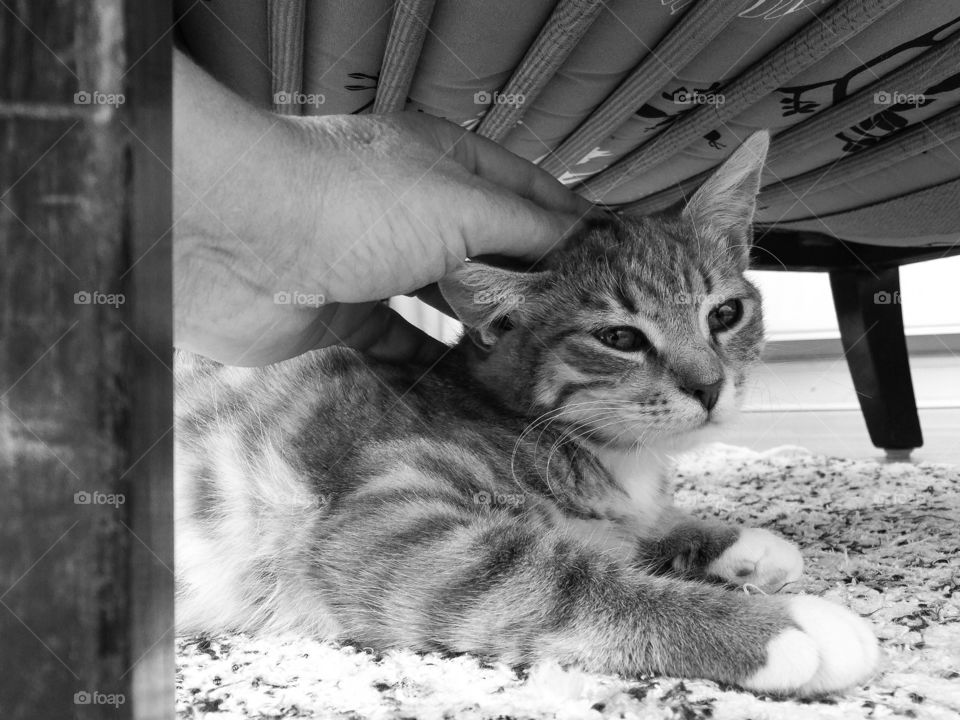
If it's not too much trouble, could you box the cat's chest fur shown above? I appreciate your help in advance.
[542,443,672,561]
[572,446,671,534]
[592,445,672,530]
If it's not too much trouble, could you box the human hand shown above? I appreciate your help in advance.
[174,52,595,366]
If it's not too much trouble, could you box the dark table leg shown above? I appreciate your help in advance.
[829,266,923,456]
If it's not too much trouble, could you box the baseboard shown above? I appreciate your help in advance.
[763,333,960,362]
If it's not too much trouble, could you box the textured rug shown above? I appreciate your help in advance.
[176,444,960,719]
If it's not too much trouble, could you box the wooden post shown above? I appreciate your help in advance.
[122,0,174,717]
[0,1,172,717]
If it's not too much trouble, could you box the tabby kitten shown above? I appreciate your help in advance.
[175,132,878,696]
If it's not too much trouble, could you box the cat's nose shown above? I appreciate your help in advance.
[681,378,723,411]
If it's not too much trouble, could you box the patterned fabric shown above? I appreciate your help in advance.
[175,0,960,244]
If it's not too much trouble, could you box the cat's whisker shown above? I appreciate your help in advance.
[540,410,628,492]
[530,405,634,497]
[586,415,641,447]
[521,400,635,436]
[536,413,623,498]
[510,401,634,489]
[514,400,630,451]
[550,412,635,461]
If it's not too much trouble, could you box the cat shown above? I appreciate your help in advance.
[175,131,878,696]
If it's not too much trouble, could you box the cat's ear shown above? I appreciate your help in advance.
[683,130,769,265]
[438,262,548,346]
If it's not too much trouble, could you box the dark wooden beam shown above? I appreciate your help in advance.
[0,1,173,717]
[122,0,174,717]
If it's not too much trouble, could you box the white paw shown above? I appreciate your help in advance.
[744,595,879,696]
[707,528,803,592]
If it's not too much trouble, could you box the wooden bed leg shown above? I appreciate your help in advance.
[829,266,923,455]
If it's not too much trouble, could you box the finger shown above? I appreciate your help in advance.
[455,181,589,264]
[446,126,596,217]
[336,302,448,366]
[403,113,607,265]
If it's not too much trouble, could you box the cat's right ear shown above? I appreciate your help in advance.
[438,263,548,346]
[683,130,769,266]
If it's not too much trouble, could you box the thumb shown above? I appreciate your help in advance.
[458,187,589,265]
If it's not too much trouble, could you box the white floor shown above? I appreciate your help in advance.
[717,354,960,463]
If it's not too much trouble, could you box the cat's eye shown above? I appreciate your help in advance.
[708,299,744,333]
[596,326,652,353]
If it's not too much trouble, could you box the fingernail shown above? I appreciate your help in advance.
[587,203,617,219]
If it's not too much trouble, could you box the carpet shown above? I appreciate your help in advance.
[176,444,960,719]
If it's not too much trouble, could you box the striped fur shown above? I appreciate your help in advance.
[175,133,877,695]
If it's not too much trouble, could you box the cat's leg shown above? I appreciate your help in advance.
[639,508,804,593]
[312,490,875,695]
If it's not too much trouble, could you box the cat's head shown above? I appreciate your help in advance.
[440,132,769,448]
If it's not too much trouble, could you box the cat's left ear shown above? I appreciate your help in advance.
[438,262,548,346]
[683,130,769,267]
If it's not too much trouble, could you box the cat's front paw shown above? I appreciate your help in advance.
[706,528,803,593]
[743,595,879,696]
